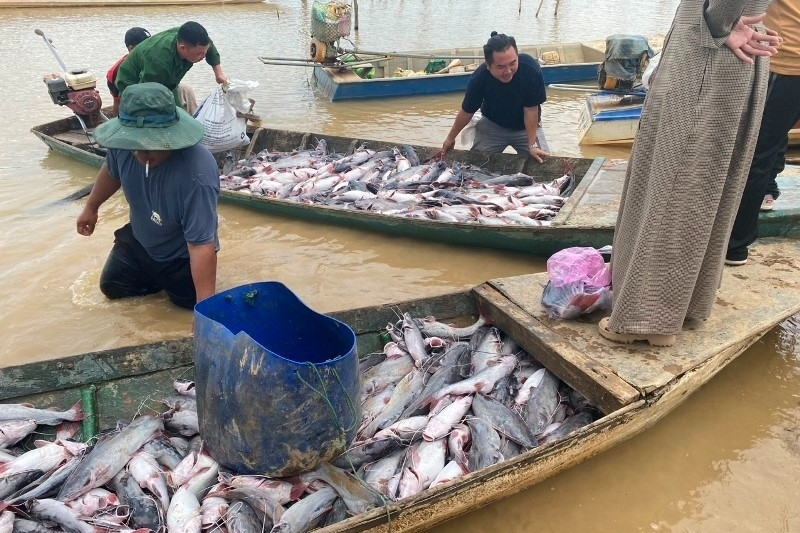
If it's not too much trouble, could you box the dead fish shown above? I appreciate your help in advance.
[414,315,487,340]
[166,485,202,533]
[57,415,163,502]
[109,470,162,531]
[9,518,60,533]
[301,462,383,515]
[360,369,426,439]
[447,423,471,469]
[466,417,503,472]
[538,411,594,445]
[164,408,200,437]
[428,460,468,489]
[271,486,337,533]
[225,499,266,533]
[174,380,197,397]
[363,449,405,498]
[397,439,447,500]
[402,313,429,368]
[0,402,84,426]
[142,436,184,470]
[522,369,561,436]
[0,419,38,448]
[0,510,13,532]
[127,451,170,511]
[200,496,229,529]
[435,356,517,399]
[423,395,474,441]
[471,394,537,449]
[471,327,503,374]
[321,497,350,528]
[4,457,79,505]
[28,499,94,533]
[401,343,468,418]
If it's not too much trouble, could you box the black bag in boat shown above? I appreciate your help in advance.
[597,34,655,92]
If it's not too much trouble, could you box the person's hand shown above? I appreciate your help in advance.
[76,206,98,236]
[442,137,456,156]
[529,145,548,164]
[725,14,782,64]
[215,71,228,86]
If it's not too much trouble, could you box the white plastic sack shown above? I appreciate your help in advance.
[460,110,482,148]
[224,79,260,114]
[642,53,661,90]
[194,85,251,153]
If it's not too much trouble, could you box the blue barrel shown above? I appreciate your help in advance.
[193,282,360,476]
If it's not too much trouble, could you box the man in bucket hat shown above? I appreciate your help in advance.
[77,82,219,309]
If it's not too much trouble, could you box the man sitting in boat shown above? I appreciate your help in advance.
[106,27,150,117]
[76,82,219,309]
[114,21,227,111]
[440,32,548,163]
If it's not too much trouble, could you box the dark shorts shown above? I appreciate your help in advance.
[99,223,196,309]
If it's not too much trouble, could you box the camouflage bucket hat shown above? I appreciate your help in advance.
[93,82,204,151]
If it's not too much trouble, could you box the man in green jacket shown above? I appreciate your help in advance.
[115,21,227,109]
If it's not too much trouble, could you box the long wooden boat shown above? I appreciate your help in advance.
[312,41,606,101]
[3,237,800,531]
[1,0,261,6]
[579,92,800,147]
[32,115,800,256]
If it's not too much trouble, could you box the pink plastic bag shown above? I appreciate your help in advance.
[546,247,610,288]
[541,247,612,319]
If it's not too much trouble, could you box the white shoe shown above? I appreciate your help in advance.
[760,194,775,212]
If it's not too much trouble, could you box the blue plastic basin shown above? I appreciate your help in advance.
[193,282,360,476]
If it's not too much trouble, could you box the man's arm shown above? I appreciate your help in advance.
[77,163,121,236]
[523,106,547,163]
[442,109,475,155]
[211,64,228,86]
[187,242,217,303]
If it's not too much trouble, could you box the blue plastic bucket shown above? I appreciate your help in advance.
[193,282,360,476]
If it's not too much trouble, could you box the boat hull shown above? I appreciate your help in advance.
[4,238,800,531]
[312,41,606,101]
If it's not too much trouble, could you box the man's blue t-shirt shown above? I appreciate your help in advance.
[105,144,220,262]
[461,53,547,131]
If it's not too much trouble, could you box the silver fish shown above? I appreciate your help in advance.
[414,315,487,340]
[271,486,338,533]
[472,394,537,449]
[466,417,503,472]
[57,415,163,502]
[0,402,83,426]
[0,419,38,448]
[225,499,266,533]
[301,462,383,515]
[28,499,94,533]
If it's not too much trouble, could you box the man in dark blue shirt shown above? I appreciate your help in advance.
[76,82,219,309]
[441,32,548,162]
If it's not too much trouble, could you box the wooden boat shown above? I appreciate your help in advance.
[579,92,800,147]
[312,41,606,101]
[3,237,800,531]
[31,115,800,256]
[1,0,261,6]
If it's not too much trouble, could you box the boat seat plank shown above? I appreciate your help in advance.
[485,238,800,400]
[558,160,626,229]
[52,130,96,146]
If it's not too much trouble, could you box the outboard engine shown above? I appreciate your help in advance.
[43,70,103,126]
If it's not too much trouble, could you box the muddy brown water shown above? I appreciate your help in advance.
[1,1,798,530]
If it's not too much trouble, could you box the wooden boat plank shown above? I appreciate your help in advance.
[486,238,800,395]
[473,282,640,415]
[555,160,625,229]
[0,338,194,401]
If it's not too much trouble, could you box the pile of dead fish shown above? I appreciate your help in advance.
[219,141,573,226]
[0,314,597,533]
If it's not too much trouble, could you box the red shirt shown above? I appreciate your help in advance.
[106,54,128,98]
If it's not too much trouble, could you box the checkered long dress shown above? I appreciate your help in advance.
[608,0,772,335]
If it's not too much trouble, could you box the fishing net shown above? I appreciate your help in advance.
[311,0,352,42]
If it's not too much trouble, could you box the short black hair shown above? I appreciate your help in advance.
[124,27,150,48]
[177,21,211,47]
[483,32,518,64]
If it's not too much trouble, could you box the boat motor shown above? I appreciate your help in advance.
[35,29,104,131]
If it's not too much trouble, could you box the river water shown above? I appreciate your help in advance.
[1,0,798,530]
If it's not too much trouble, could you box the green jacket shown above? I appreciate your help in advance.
[115,27,221,105]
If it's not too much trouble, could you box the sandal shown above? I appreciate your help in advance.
[597,317,676,347]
